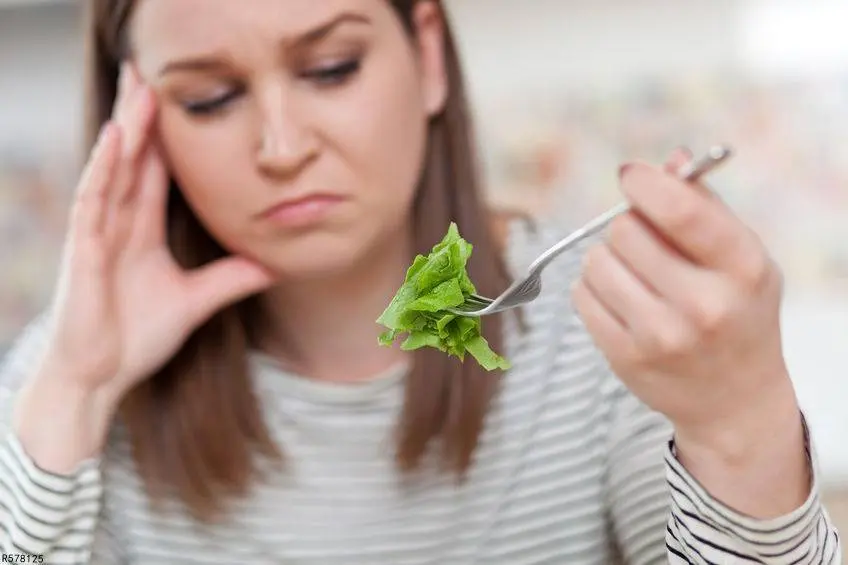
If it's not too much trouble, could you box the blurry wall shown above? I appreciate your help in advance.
[0,2,83,161]
[450,0,739,111]
[1,0,847,487]
[446,0,848,487]
[0,2,81,346]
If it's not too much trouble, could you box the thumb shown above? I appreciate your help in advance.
[185,256,276,324]
[666,146,718,200]
[664,146,693,175]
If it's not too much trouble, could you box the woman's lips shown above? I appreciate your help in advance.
[260,194,346,228]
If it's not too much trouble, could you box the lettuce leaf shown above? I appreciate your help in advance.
[376,222,511,371]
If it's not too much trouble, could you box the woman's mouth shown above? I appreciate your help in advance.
[259,194,347,228]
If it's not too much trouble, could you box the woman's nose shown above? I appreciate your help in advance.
[256,125,319,178]
[254,90,319,178]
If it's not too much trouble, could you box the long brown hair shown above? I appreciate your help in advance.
[84,0,511,521]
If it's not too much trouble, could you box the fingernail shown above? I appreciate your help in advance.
[675,146,693,160]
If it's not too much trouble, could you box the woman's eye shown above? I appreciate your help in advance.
[303,59,361,86]
[182,89,242,116]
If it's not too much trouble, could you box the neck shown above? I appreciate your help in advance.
[259,233,414,383]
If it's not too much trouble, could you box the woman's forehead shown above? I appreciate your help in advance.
[131,0,385,43]
[130,0,387,74]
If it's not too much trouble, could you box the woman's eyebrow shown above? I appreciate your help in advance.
[157,12,372,77]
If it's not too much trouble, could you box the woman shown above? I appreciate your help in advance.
[0,0,840,563]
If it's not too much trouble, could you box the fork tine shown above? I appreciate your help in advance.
[450,303,483,314]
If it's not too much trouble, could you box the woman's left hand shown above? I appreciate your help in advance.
[572,148,799,456]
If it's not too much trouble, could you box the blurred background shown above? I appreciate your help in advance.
[1,0,847,520]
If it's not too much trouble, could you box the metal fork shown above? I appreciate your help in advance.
[447,145,733,317]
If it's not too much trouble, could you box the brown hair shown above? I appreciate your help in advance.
[84,0,511,521]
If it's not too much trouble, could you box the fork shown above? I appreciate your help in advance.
[447,145,733,317]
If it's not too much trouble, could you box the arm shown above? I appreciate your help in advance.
[666,415,841,564]
[572,152,842,564]
[0,317,125,564]
[601,364,841,564]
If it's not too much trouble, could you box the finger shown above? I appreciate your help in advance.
[582,244,645,328]
[582,243,689,349]
[102,92,156,242]
[130,142,169,248]
[100,62,141,232]
[583,242,700,360]
[117,64,154,168]
[606,212,749,331]
[618,161,761,276]
[607,212,711,308]
[105,63,155,216]
[71,122,122,238]
[185,257,276,325]
[112,86,157,205]
[111,61,137,120]
[122,88,157,200]
[664,146,720,203]
[571,278,637,365]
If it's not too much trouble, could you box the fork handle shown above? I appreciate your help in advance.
[526,145,732,276]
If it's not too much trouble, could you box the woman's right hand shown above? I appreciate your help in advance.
[13,64,275,461]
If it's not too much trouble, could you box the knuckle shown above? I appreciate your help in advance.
[666,201,702,234]
[608,214,635,250]
[582,244,607,276]
[76,182,107,212]
[76,246,109,276]
[76,183,98,204]
[691,295,731,333]
[648,324,694,357]
[70,196,88,217]
[617,343,644,369]
[737,248,774,291]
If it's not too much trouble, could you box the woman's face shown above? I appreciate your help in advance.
[130,0,447,278]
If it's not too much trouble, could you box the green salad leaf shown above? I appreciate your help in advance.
[376,222,511,371]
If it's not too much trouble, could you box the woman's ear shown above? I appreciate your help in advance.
[411,1,449,117]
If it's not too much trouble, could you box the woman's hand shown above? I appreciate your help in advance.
[572,148,808,517]
[13,62,274,473]
[34,62,275,405]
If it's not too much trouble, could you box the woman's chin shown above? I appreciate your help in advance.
[239,222,410,283]
[257,240,366,282]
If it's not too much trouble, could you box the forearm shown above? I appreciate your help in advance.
[12,362,116,474]
[0,317,117,561]
[673,375,809,519]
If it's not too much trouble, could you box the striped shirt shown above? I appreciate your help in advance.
[0,222,841,564]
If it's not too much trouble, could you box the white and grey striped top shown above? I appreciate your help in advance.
[0,222,841,564]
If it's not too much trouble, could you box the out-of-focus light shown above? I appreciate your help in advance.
[740,0,848,77]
